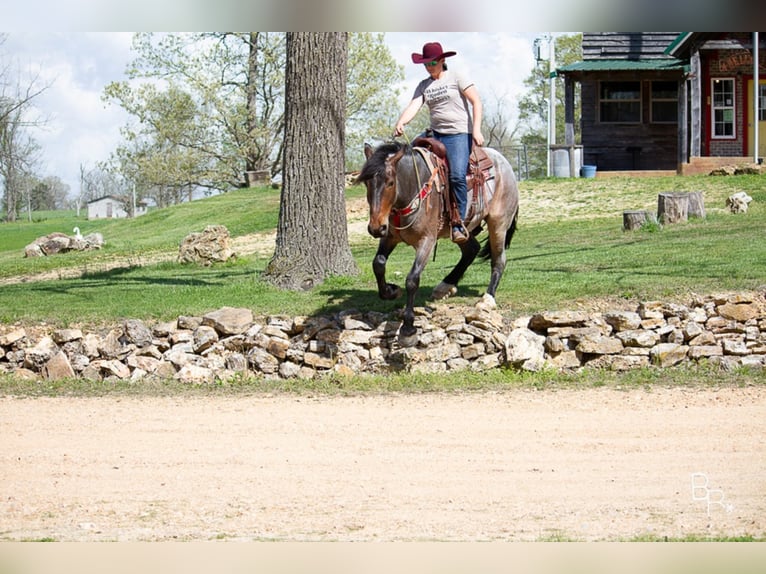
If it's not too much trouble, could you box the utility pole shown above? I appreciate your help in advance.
[535,34,556,177]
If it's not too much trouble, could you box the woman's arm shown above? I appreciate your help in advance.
[394,97,424,137]
[463,85,484,147]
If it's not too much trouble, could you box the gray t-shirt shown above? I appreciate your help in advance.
[413,69,474,135]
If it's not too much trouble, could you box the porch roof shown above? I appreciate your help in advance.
[556,58,689,75]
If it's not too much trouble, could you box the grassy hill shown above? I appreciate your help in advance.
[1,174,764,327]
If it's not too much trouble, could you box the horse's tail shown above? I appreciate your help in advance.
[478,209,518,261]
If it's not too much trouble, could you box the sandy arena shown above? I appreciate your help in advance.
[1,386,764,541]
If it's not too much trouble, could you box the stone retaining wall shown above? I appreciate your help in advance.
[1,292,764,384]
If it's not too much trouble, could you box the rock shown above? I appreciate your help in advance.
[193,326,219,353]
[100,359,131,379]
[202,307,254,335]
[616,329,660,348]
[52,329,83,344]
[124,319,153,347]
[726,191,753,213]
[717,302,759,323]
[529,311,588,331]
[174,364,215,383]
[178,225,235,266]
[604,311,642,332]
[42,351,76,380]
[24,336,58,370]
[575,333,624,355]
[650,343,688,367]
[24,231,104,258]
[688,345,723,360]
[722,338,749,356]
[0,328,26,346]
[505,328,546,370]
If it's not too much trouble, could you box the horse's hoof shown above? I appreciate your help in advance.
[382,284,402,300]
[476,293,497,310]
[398,331,419,348]
[432,281,457,300]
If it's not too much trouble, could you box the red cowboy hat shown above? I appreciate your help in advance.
[411,42,457,64]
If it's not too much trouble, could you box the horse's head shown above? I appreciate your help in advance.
[357,142,405,238]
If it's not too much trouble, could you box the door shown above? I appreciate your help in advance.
[747,79,766,159]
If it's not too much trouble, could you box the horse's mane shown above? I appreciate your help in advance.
[357,142,411,183]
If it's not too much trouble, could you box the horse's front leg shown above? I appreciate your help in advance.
[399,237,437,347]
[432,233,481,300]
[373,236,402,300]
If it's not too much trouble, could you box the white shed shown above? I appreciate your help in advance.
[87,195,147,220]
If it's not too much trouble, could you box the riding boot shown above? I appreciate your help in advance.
[451,205,469,244]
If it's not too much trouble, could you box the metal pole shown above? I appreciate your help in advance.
[549,34,556,177]
[755,32,760,165]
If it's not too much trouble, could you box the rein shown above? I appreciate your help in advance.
[390,148,441,230]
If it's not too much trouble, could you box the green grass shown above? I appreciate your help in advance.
[4,358,764,398]
[0,176,764,327]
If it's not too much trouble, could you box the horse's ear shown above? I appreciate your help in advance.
[364,143,373,159]
[390,147,405,164]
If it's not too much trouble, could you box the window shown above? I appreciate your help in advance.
[759,84,766,122]
[599,81,641,123]
[711,78,735,138]
[651,81,678,123]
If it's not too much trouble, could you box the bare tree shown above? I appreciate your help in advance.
[264,33,357,290]
[0,36,48,221]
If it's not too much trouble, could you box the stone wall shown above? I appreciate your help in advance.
[1,292,764,384]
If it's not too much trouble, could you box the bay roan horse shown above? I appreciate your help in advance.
[357,141,519,347]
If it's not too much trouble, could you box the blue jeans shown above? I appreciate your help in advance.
[434,131,472,222]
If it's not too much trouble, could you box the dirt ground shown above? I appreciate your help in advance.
[1,386,764,541]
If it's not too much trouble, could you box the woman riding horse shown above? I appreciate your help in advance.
[357,141,519,347]
[393,41,483,245]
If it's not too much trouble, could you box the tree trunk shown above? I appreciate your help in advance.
[687,190,706,219]
[657,192,688,225]
[245,32,260,176]
[622,210,657,231]
[264,33,358,290]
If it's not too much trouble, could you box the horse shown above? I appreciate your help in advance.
[356,140,519,347]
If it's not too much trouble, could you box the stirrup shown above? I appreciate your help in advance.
[451,223,469,244]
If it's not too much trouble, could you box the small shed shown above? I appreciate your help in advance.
[87,195,147,220]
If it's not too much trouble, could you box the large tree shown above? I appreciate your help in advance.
[263,33,357,290]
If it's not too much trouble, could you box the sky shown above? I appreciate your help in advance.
[1,32,543,198]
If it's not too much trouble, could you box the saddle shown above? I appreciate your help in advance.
[412,136,494,227]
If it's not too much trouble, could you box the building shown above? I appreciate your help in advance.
[556,32,764,175]
[87,195,148,220]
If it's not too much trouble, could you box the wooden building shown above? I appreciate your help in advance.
[557,32,764,175]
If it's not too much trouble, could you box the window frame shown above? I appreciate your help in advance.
[711,77,736,140]
[598,80,642,124]
[650,80,678,124]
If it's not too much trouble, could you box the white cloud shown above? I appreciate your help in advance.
[2,32,133,195]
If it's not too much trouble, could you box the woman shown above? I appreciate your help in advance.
[394,41,484,244]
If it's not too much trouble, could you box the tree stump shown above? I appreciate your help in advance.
[657,192,688,224]
[687,191,706,219]
[623,210,657,231]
